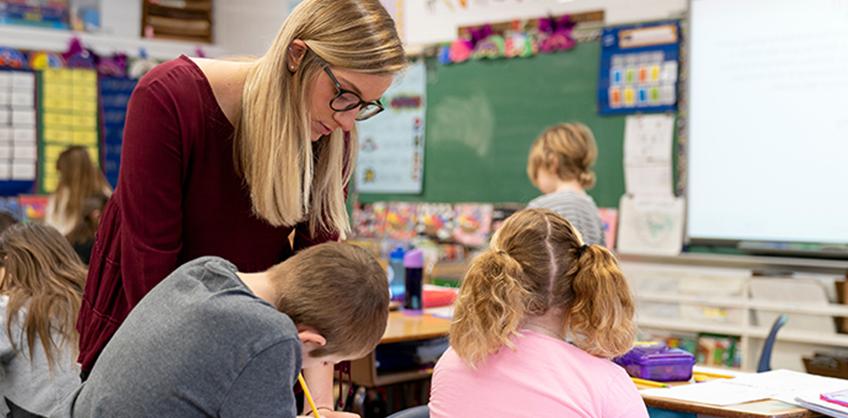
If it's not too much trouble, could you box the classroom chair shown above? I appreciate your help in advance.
[385,405,429,418]
[757,314,789,373]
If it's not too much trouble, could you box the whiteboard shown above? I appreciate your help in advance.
[687,0,848,244]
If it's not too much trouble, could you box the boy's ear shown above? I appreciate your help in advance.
[297,326,327,348]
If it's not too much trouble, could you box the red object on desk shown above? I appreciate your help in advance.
[423,289,456,308]
[821,388,848,408]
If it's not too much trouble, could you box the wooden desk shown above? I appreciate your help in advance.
[351,311,451,387]
[638,368,818,418]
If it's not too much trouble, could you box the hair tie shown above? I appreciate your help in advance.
[575,244,590,258]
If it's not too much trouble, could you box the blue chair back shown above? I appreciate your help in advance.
[757,314,788,372]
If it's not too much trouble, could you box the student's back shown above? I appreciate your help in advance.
[432,331,641,417]
[1,296,80,417]
[66,257,301,417]
[429,209,647,418]
[0,224,85,417]
[63,242,390,417]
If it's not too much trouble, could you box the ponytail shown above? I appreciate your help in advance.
[450,250,529,368]
[565,244,635,358]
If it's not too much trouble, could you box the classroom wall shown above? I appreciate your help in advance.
[213,0,690,56]
[404,0,687,46]
[214,0,290,56]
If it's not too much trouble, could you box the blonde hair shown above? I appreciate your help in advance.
[0,223,87,370]
[49,146,112,228]
[270,242,389,358]
[450,208,635,368]
[236,0,406,237]
[527,122,598,189]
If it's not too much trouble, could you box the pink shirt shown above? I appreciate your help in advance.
[430,330,649,418]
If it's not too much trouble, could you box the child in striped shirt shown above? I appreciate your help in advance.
[526,122,606,246]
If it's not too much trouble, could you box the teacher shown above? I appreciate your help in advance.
[77,0,405,414]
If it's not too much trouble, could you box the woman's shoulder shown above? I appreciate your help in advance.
[136,55,203,90]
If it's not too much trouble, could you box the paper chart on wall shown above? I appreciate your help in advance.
[355,60,426,194]
[623,114,675,198]
[616,195,684,256]
[39,68,99,193]
[0,70,37,188]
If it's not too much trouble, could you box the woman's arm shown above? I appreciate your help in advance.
[116,80,186,305]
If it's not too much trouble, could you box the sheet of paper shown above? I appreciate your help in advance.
[616,195,685,255]
[641,380,774,407]
[11,162,35,180]
[624,114,675,197]
[425,306,454,319]
[732,369,848,406]
[795,396,848,418]
[0,162,10,180]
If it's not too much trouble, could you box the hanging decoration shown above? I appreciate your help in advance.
[438,11,603,65]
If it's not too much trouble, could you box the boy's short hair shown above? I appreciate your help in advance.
[269,242,389,358]
[526,122,598,189]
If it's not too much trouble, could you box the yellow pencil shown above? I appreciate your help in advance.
[298,373,322,418]
[631,377,669,388]
[693,370,734,379]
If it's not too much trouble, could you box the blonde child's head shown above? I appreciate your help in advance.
[450,208,635,368]
[527,123,598,192]
[268,242,389,360]
[0,223,87,369]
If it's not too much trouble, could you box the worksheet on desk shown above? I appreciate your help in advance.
[731,369,848,406]
[641,380,774,407]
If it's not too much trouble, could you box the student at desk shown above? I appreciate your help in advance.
[429,209,648,418]
[61,243,389,417]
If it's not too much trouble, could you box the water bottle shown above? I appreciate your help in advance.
[404,249,424,311]
[388,247,406,301]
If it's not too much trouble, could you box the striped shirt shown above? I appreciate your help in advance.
[528,190,606,246]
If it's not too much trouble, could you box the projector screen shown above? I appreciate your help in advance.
[687,0,848,244]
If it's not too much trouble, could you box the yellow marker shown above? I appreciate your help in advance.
[631,377,669,388]
[298,373,322,418]
[693,370,734,379]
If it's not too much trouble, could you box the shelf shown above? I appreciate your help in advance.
[619,252,848,275]
[638,317,746,336]
[0,24,227,60]
[637,292,848,316]
[638,317,848,347]
[637,292,748,309]
[747,300,848,317]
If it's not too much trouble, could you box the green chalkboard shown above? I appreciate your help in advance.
[357,41,627,208]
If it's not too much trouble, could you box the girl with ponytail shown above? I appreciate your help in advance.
[430,208,648,418]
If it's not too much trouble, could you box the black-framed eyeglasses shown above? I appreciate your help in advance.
[315,57,384,121]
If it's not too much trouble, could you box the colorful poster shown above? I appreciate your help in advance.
[598,207,618,250]
[0,0,70,29]
[453,203,493,247]
[39,68,99,193]
[0,69,37,195]
[355,60,426,194]
[598,21,680,115]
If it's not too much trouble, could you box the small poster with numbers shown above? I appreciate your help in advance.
[355,60,426,194]
[598,21,680,115]
[39,68,99,193]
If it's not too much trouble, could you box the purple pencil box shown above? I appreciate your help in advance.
[614,343,696,382]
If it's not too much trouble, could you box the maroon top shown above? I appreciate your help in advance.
[77,56,339,372]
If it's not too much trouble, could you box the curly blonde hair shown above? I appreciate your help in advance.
[527,122,598,189]
[450,208,635,368]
